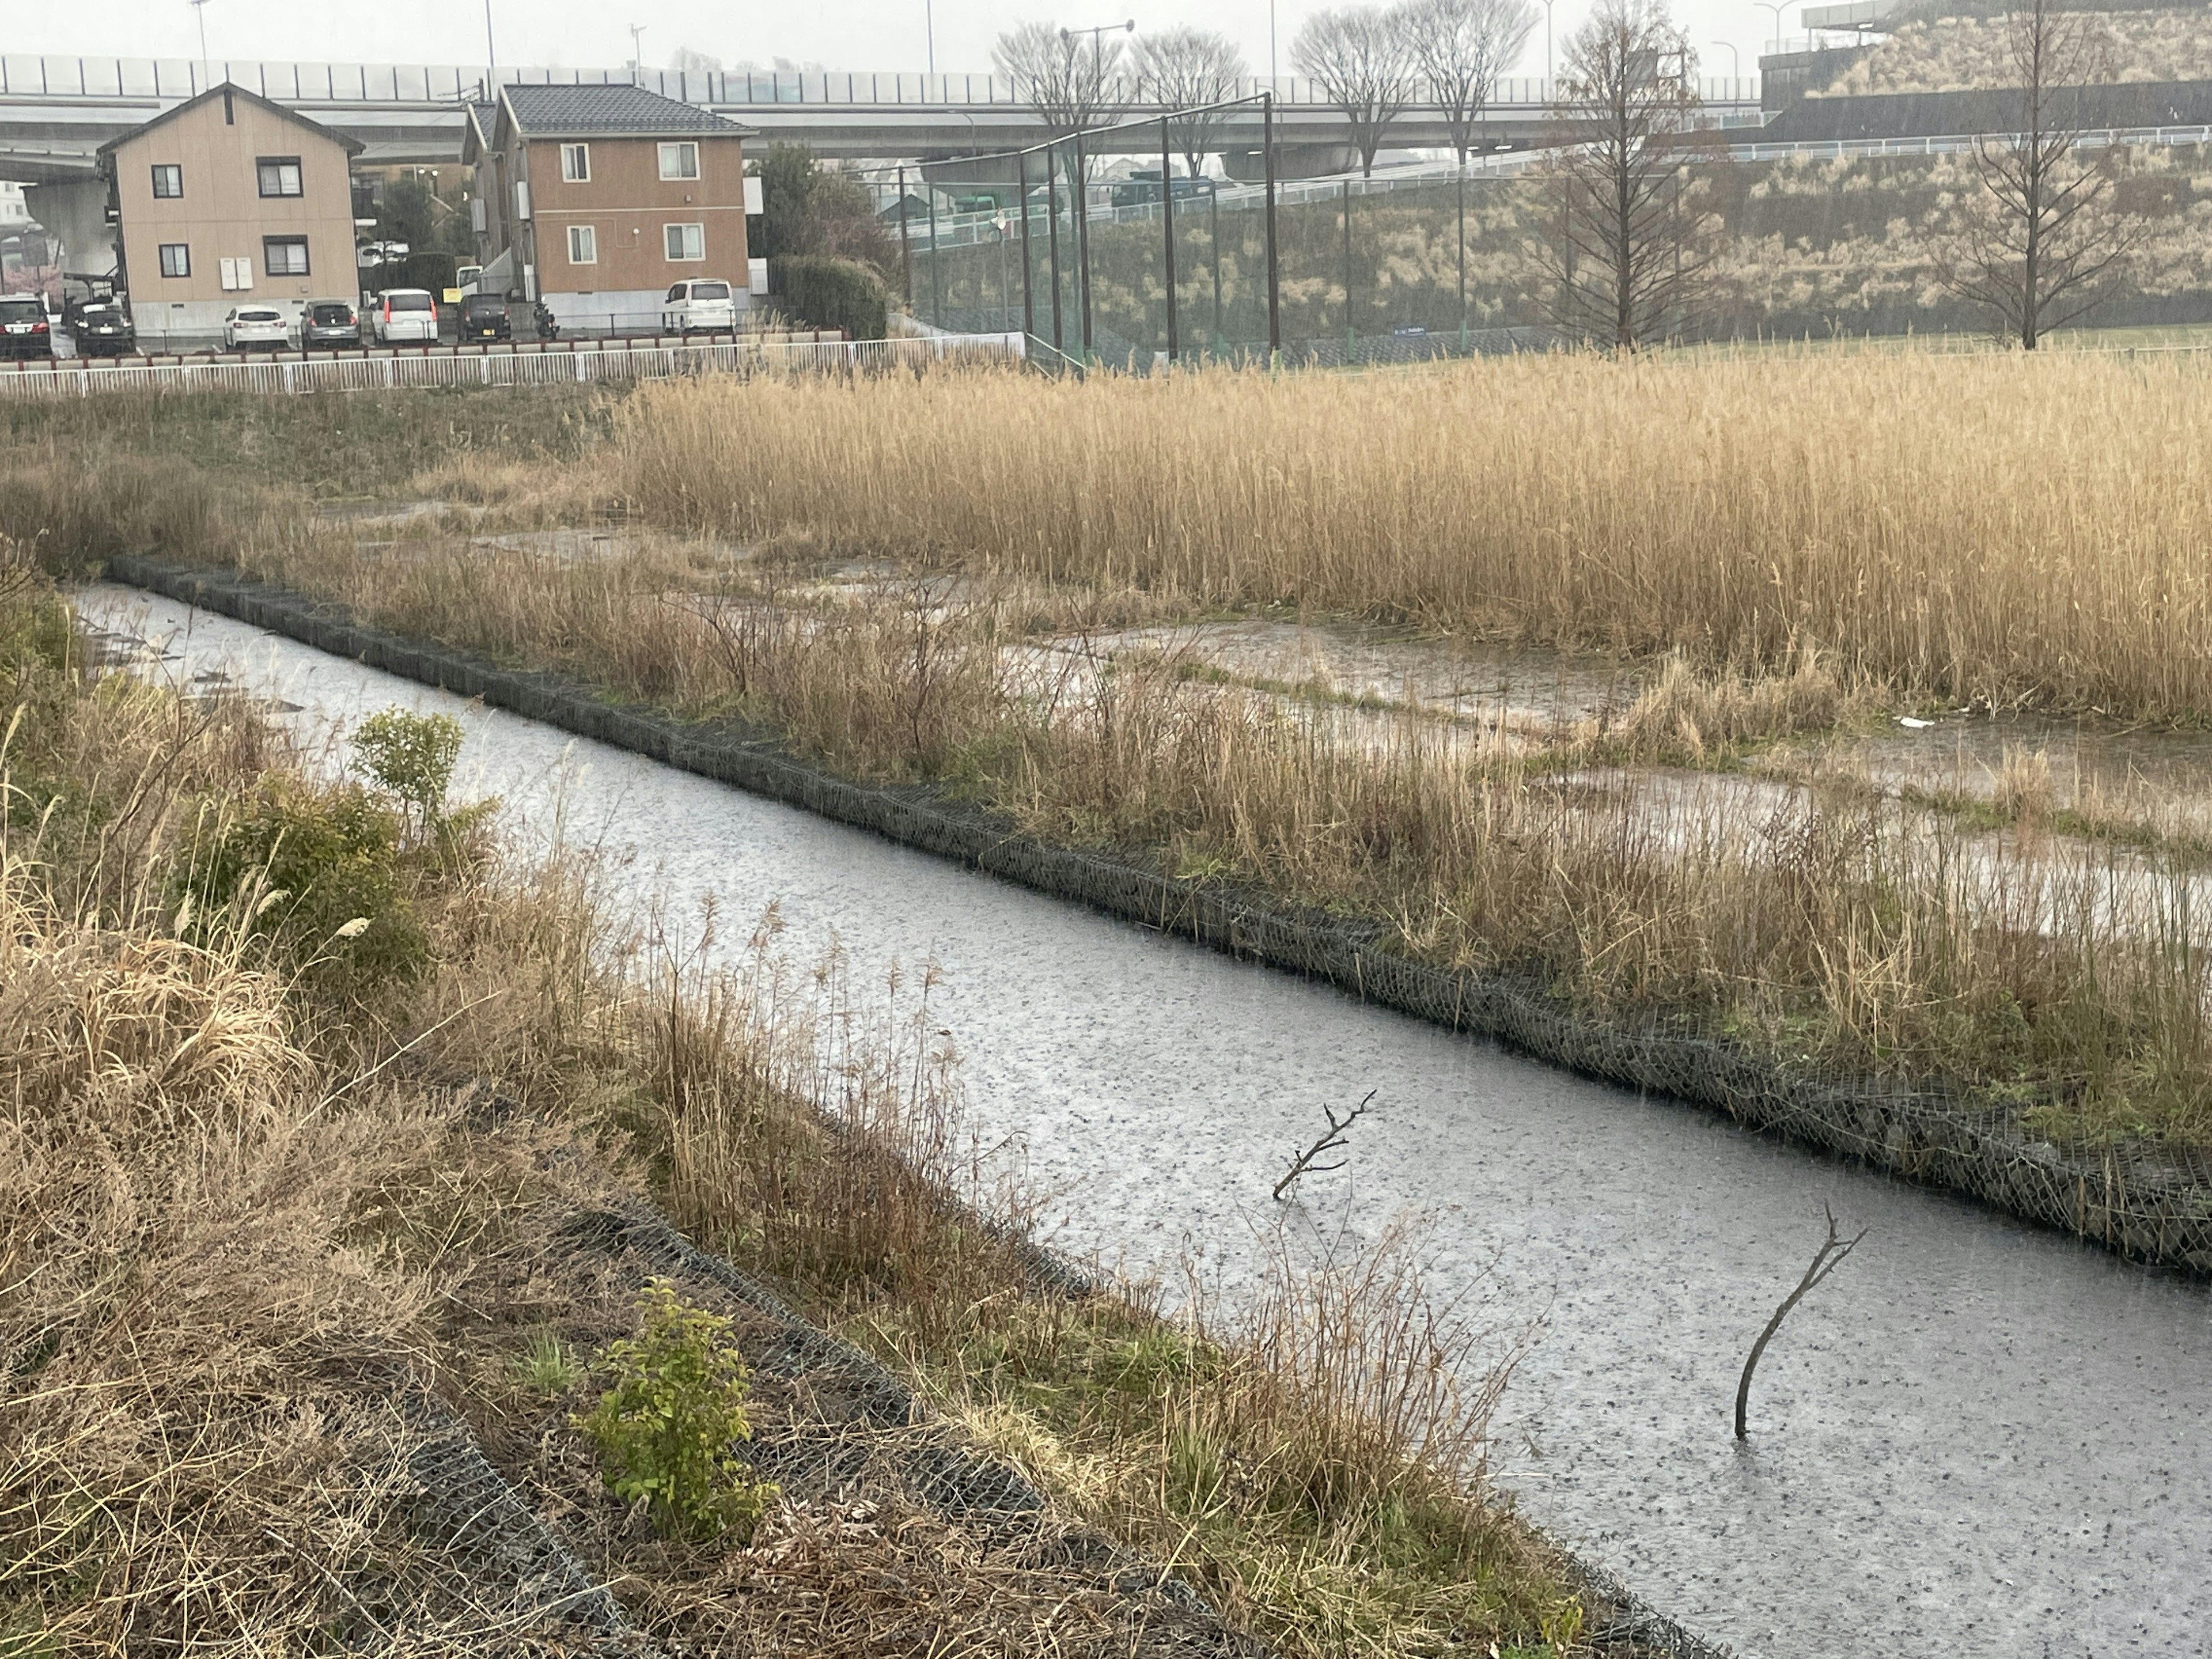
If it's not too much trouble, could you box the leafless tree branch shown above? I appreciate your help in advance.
[1734,1203,1868,1440]
[1274,1090,1379,1200]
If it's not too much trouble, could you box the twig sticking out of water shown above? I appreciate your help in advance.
[1734,1203,1868,1440]
[1273,1090,1377,1202]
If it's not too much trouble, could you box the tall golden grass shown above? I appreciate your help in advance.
[616,352,2212,720]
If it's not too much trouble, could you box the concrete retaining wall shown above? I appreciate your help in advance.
[108,556,2212,1277]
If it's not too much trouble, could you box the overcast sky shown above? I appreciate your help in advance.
[14,0,1787,90]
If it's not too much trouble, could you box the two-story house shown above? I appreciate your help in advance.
[464,84,755,331]
[98,82,362,344]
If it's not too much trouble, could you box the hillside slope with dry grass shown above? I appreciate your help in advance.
[0,541,1620,1656]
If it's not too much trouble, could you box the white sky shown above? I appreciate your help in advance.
[12,0,1789,89]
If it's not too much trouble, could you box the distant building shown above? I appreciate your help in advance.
[464,83,756,331]
[97,82,362,340]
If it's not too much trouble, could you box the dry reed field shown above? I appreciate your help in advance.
[0,550,1599,1656]
[616,352,2212,722]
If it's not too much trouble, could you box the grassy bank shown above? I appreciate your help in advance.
[0,554,1596,1654]
[9,365,2212,1166]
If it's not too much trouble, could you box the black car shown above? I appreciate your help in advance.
[458,294,512,342]
[0,295,54,361]
[71,299,136,357]
[302,300,362,349]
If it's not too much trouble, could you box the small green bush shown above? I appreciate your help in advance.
[771,255,890,342]
[574,1280,776,1542]
[352,708,464,832]
[176,781,426,988]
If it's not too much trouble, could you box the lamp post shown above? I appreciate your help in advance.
[1060,18,1136,106]
[1710,39,1738,94]
[1755,0,1791,55]
[484,0,497,74]
[188,0,211,78]
[926,0,935,77]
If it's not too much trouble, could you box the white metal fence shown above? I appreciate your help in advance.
[0,332,1025,399]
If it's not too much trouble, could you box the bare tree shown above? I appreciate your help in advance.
[994,20,1132,139]
[1293,6,1419,177]
[1274,1090,1377,1200]
[668,46,722,75]
[1938,0,2139,349]
[1132,26,1249,179]
[1734,1205,1866,1440]
[1532,0,1717,350]
[1400,0,1539,165]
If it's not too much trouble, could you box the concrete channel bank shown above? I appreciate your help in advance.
[108,555,2212,1275]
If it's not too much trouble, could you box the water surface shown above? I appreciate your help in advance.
[78,585,2212,1659]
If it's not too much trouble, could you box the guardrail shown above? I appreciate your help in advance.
[1728,121,2212,161]
[0,54,1760,111]
[0,331,1025,397]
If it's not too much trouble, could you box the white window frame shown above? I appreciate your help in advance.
[157,242,190,278]
[663,223,704,262]
[657,141,699,181]
[560,143,590,182]
[566,224,597,265]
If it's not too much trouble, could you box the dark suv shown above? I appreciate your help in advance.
[302,301,362,348]
[457,293,512,342]
[70,297,136,357]
[0,295,53,361]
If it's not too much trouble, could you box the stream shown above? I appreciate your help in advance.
[78,584,2212,1659]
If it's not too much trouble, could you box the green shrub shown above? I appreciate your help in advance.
[771,255,890,341]
[352,708,464,832]
[575,1280,775,1541]
[176,781,426,988]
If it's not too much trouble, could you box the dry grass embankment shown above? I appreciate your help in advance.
[1,554,1589,1656]
[616,353,2212,723]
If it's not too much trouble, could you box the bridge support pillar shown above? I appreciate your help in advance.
[23,177,118,278]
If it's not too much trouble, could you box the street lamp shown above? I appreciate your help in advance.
[188,0,211,76]
[1755,0,1791,55]
[1710,39,1740,86]
[926,0,935,77]
[1544,0,1555,90]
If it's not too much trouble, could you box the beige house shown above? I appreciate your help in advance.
[464,84,756,331]
[99,82,362,343]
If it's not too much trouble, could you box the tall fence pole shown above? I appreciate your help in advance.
[926,182,942,328]
[1457,157,1468,348]
[1074,128,1094,360]
[1342,177,1353,359]
[1046,146,1065,353]
[1017,150,1036,343]
[897,164,912,306]
[1161,115,1179,364]
[1264,94,1281,364]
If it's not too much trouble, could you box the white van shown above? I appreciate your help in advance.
[661,278,737,335]
[372,289,441,345]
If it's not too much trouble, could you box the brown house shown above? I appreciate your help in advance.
[464,84,756,332]
[99,82,362,343]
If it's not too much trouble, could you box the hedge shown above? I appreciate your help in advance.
[769,255,889,341]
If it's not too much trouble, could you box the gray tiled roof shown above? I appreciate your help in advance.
[501,82,751,137]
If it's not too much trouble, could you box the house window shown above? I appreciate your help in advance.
[657,142,699,181]
[566,225,597,264]
[158,243,191,278]
[560,143,590,182]
[663,224,704,262]
[150,164,183,199]
[263,236,310,276]
[256,156,304,198]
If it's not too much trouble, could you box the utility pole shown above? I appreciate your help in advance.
[1544,0,1555,90]
[189,0,211,78]
[484,0,498,75]
[926,0,936,77]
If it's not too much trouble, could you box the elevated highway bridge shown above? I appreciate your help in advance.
[1,55,1762,268]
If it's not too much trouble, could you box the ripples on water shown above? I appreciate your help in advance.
[76,585,2212,1659]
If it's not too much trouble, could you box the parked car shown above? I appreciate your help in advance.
[457,293,512,342]
[302,300,362,349]
[372,289,440,345]
[661,278,737,335]
[71,298,135,356]
[0,294,53,361]
[223,306,290,352]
